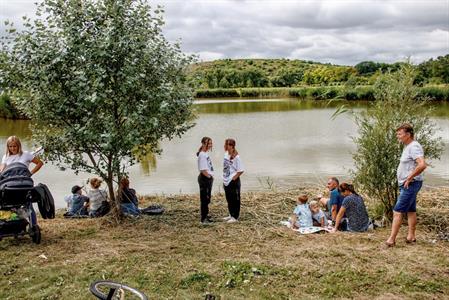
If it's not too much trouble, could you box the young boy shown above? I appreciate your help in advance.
[309,200,328,227]
[289,195,313,229]
[64,185,89,216]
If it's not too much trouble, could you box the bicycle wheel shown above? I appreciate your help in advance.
[89,280,148,300]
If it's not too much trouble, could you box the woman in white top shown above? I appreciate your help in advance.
[197,137,214,224]
[87,177,108,217]
[0,136,43,175]
[1,136,43,225]
[222,138,244,223]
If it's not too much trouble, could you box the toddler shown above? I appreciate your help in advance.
[289,195,313,229]
[309,200,327,227]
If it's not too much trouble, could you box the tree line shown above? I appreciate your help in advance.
[187,55,449,89]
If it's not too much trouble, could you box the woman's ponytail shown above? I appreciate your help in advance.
[339,183,358,195]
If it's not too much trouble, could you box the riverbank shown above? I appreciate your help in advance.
[194,85,449,101]
[2,85,449,119]
[1,187,448,299]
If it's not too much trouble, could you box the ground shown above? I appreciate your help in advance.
[0,187,448,300]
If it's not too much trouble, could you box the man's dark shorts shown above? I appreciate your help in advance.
[394,180,423,213]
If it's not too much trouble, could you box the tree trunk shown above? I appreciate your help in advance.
[106,167,121,224]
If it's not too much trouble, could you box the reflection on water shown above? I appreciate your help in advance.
[195,99,366,114]
[1,99,448,208]
[195,98,449,116]
[136,151,158,176]
[0,118,32,139]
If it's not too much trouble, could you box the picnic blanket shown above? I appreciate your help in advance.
[280,220,332,234]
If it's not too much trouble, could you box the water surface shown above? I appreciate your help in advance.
[1,99,448,208]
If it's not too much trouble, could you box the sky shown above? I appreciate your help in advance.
[1,0,448,65]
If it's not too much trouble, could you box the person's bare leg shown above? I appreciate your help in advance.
[406,212,417,241]
[320,197,329,208]
[386,211,403,244]
[290,215,298,229]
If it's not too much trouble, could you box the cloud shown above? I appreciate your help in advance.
[1,0,448,65]
[160,0,449,64]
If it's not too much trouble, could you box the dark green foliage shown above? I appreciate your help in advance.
[195,88,240,98]
[271,68,304,87]
[417,55,449,84]
[0,93,24,119]
[355,61,381,75]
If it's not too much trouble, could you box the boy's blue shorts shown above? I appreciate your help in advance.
[394,180,423,213]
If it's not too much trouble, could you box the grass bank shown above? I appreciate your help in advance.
[194,85,449,101]
[1,85,448,120]
[1,187,448,299]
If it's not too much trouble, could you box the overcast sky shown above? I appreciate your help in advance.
[1,0,448,65]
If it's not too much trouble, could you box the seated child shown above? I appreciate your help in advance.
[289,195,313,229]
[64,185,89,216]
[309,200,328,227]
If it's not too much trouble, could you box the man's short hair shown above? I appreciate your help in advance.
[396,123,414,138]
[329,177,339,185]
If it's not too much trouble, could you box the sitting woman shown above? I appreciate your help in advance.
[87,177,108,217]
[120,177,140,216]
[332,183,370,232]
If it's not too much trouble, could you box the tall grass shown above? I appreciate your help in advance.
[419,85,449,101]
[194,85,449,101]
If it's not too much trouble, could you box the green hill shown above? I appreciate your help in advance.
[186,55,449,89]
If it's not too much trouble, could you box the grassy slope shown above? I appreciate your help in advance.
[187,58,324,75]
[1,187,448,300]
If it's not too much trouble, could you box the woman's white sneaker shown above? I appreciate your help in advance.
[227,217,238,223]
[223,216,232,221]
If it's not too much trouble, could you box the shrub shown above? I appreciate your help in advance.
[351,64,444,219]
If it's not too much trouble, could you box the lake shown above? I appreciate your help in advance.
[1,99,448,208]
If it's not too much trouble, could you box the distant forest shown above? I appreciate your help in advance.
[186,55,449,89]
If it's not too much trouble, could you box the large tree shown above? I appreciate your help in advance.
[1,0,195,218]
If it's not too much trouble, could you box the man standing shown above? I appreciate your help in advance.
[386,124,427,247]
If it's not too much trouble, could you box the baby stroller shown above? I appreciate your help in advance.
[0,162,55,244]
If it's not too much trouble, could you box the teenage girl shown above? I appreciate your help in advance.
[197,137,214,224]
[222,138,244,223]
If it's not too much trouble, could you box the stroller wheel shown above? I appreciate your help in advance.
[30,225,41,244]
